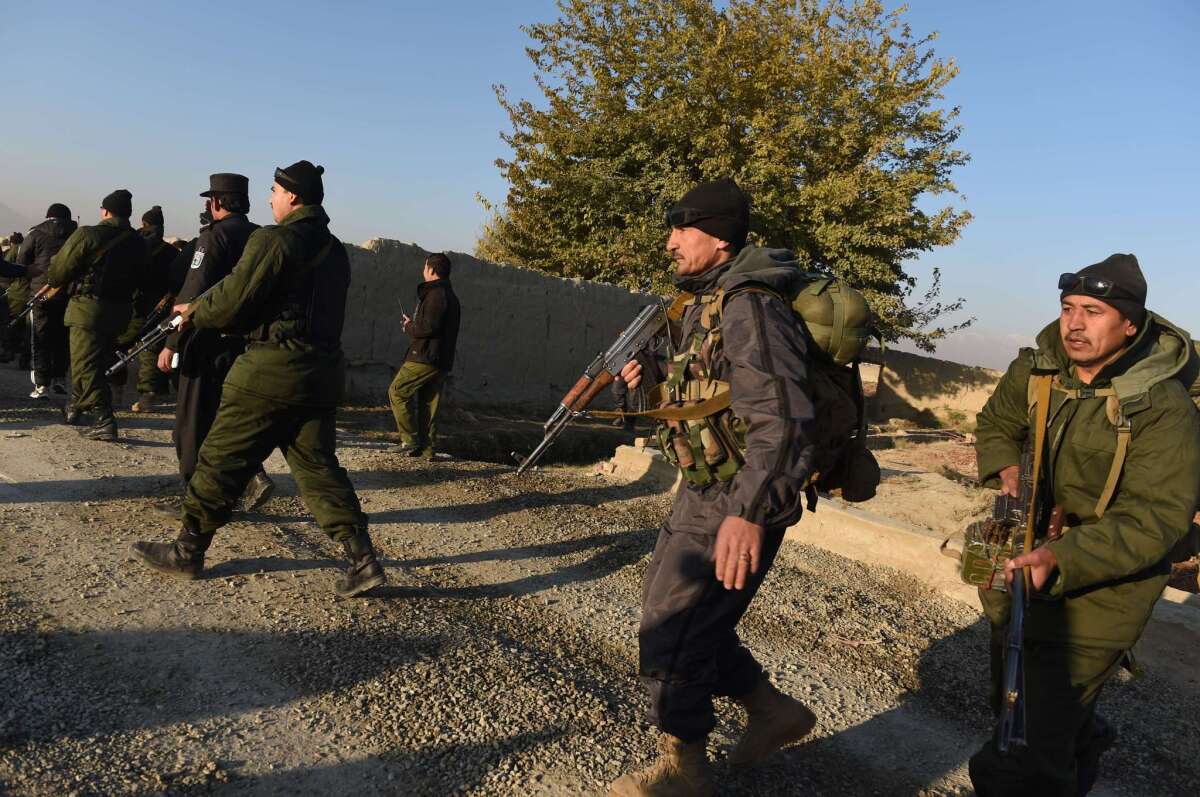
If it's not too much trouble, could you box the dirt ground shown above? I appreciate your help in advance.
[1,368,1197,796]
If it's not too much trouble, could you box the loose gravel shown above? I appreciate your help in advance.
[0,368,1196,796]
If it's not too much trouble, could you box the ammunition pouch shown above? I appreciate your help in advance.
[942,519,1017,592]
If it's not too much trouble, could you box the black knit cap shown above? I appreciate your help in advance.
[45,203,71,220]
[274,160,324,204]
[142,205,164,227]
[666,177,750,249]
[101,189,133,218]
[1061,253,1148,327]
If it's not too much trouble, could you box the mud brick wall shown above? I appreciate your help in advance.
[342,239,654,412]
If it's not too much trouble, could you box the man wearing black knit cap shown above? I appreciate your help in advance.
[1,231,30,369]
[47,189,148,441]
[969,254,1200,795]
[111,204,176,412]
[608,177,819,796]
[16,204,77,397]
[131,161,386,599]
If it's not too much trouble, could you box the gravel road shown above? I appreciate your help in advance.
[0,368,1195,796]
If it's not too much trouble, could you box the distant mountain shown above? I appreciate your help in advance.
[0,201,35,237]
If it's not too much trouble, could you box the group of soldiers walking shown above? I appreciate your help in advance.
[2,171,1197,796]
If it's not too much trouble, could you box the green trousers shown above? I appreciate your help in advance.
[969,611,1125,797]
[135,337,170,396]
[68,323,122,417]
[182,387,367,541]
[388,361,444,449]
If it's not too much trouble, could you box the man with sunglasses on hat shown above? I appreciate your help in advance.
[130,161,386,599]
[607,178,818,796]
[969,254,1200,795]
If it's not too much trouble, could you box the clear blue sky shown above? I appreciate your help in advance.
[2,1,1196,369]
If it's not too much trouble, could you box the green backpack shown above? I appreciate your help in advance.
[791,276,874,366]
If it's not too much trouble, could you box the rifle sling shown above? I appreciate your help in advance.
[1024,373,1054,584]
[590,380,732,422]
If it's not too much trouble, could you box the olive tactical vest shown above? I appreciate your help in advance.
[653,283,881,502]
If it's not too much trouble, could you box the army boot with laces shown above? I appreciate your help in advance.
[607,733,715,797]
[727,678,817,767]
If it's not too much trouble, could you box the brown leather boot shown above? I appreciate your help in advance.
[607,733,715,797]
[727,678,817,767]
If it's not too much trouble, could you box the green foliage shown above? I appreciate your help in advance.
[478,0,973,350]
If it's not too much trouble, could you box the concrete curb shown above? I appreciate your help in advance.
[607,445,1200,636]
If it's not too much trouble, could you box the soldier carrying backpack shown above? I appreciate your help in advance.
[606,177,878,797]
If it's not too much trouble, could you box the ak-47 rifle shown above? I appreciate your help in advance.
[514,303,667,474]
[105,291,198,378]
[8,285,59,329]
[991,443,1065,754]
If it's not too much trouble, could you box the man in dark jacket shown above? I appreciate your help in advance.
[153,174,274,514]
[387,252,460,458]
[969,255,1200,796]
[131,161,384,598]
[124,205,177,411]
[16,204,77,398]
[47,189,148,441]
[608,178,818,796]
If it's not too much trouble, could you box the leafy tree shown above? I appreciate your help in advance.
[478,0,973,349]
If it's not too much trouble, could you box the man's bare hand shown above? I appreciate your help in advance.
[998,465,1020,497]
[1006,546,1058,592]
[620,360,642,391]
[401,313,412,334]
[172,303,191,333]
[713,516,765,590]
[157,347,174,374]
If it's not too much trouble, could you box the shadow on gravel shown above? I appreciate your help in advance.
[165,728,566,796]
[0,626,445,747]
[204,556,335,578]
[371,528,655,602]
[765,622,990,795]
[0,474,179,503]
[367,480,665,527]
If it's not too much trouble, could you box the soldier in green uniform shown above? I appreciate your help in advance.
[969,254,1200,796]
[130,161,386,598]
[47,189,148,441]
[1,232,29,369]
[130,205,176,411]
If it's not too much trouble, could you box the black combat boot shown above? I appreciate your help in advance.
[239,471,276,512]
[334,530,386,598]
[129,527,213,579]
[79,414,117,442]
[62,404,83,425]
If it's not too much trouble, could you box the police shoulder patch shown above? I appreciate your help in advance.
[190,249,205,269]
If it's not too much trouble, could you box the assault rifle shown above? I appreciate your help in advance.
[992,444,1064,754]
[105,292,196,378]
[8,285,59,329]
[514,303,666,474]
